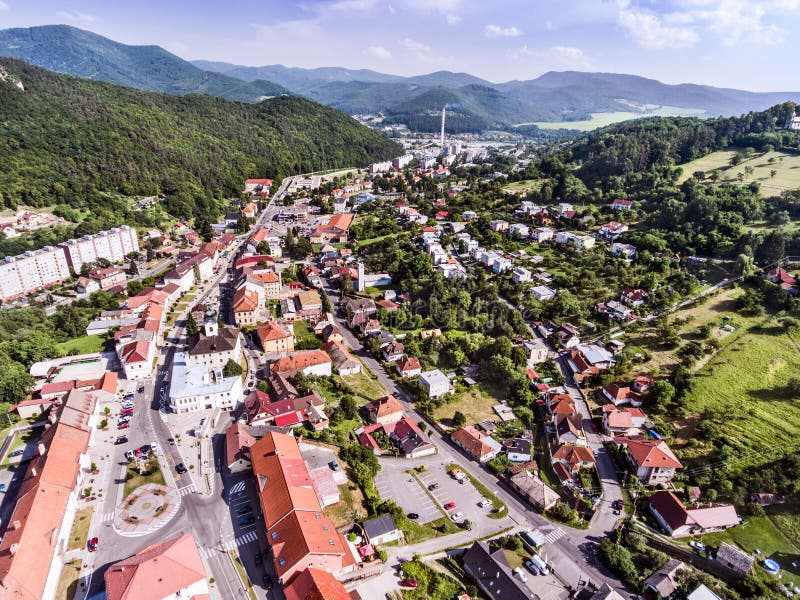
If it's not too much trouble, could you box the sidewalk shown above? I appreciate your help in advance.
[164,408,217,495]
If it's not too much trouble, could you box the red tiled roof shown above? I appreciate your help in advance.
[284,568,351,600]
[272,351,331,375]
[627,439,682,469]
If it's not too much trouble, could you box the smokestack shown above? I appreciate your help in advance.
[440,106,446,152]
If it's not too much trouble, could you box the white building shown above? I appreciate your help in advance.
[572,235,596,250]
[0,246,71,301]
[532,285,557,301]
[117,330,157,380]
[59,225,139,274]
[532,227,554,243]
[509,223,530,238]
[392,154,414,169]
[418,369,452,398]
[369,160,392,173]
[462,210,477,221]
[512,267,531,284]
[492,257,513,274]
[489,219,509,232]
[556,231,575,245]
[169,351,244,413]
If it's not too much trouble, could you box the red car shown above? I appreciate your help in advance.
[443,501,456,511]
[118,422,130,429]
[120,408,134,416]
[400,579,418,588]
[88,537,98,552]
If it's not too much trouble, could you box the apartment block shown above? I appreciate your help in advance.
[59,225,139,273]
[0,246,71,301]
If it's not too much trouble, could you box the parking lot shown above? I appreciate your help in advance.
[374,467,441,524]
[416,465,493,526]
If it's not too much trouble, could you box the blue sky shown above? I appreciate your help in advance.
[0,0,798,91]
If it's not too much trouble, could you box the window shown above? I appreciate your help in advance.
[271,531,278,539]
[278,557,286,566]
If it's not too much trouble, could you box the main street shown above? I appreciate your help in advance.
[80,181,289,600]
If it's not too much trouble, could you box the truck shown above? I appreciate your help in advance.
[449,467,467,483]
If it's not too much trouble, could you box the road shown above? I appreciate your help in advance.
[81,181,290,600]
[317,280,629,595]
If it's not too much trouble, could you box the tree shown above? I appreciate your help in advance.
[186,312,200,336]
[126,280,144,297]
[650,380,676,411]
[222,359,243,377]
[340,395,358,420]
[127,258,139,276]
[452,411,467,427]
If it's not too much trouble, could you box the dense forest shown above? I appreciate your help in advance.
[0,58,400,222]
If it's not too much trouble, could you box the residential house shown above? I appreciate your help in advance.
[611,242,637,261]
[345,298,376,329]
[492,256,513,274]
[323,341,362,376]
[489,219,509,232]
[418,369,452,398]
[598,221,629,239]
[547,393,577,417]
[242,202,258,218]
[224,421,285,473]
[551,444,596,475]
[507,470,561,512]
[163,253,213,292]
[554,413,586,446]
[168,352,243,413]
[632,376,653,393]
[619,438,682,485]
[462,541,537,600]
[601,384,643,407]
[602,405,647,435]
[611,199,633,211]
[452,426,502,463]
[531,227,554,243]
[643,559,685,599]
[295,289,324,323]
[364,395,405,425]
[395,356,422,378]
[621,287,647,307]
[596,300,633,321]
[88,266,127,290]
[246,269,281,299]
[244,178,272,193]
[117,330,157,380]
[512,266,531,284]
[233,281,269,326]
[362,515,402,546]
[503,438,532,462]
[271,350,332,378]
[104,534,208,600]
[256,321,295,354]
[321,324,344,344]
[76,276,100,294]
[531,285,557,302]
[509,223,530,238]
[522,338,549,366]
[381,341,405,363]
[569,344,616,384]
[187,326,242,369]
[309,214,354,244]
[572,235,595,250]
[649,491,740,538]
[764,267,799,295]
[715,542,754,577]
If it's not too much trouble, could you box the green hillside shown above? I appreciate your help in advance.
[0,58,401,222]
[0,25,287,102]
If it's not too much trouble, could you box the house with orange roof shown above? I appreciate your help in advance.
[0,401,94,599]
[451,425,502,463]
[257,321,295,354]
[242,202,258,218]
[116,330,156,380]
[309,214,354,244]
[649,491,740,538]
[395,356,421,378]
[104,533,208,600]
[602,404,647,436]
[271,350,332,378]
[364,395,404,425]
[244,178,273,193]
[551,444,596,476]
[618,438,683,485]
[283,567,356,600]
[233,282,268,326]
[245,268,282,298]
[250,433,358,584]
[601,383,643,407]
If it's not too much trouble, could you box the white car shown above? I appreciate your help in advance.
[689,541,706,552]
[450,512,464,521]
[478,498,492,508]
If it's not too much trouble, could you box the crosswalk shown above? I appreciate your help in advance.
[99,511,115,524]
[177,483,197,496]
[198,530,260,558]
[229,480,247,495]
[543,527,566,544]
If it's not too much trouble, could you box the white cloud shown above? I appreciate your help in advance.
[400,37,431,53]
[402,0,461,12]
[545,20,555,30]
[56,10,97,23]
[617,7,699,48]
[323,0,378,12]
[0,2,8,11]
[367,45,392,59]
[388,3,396,14]
[485,24,523,37]
[446,14,461,25]
[508,45,593,71]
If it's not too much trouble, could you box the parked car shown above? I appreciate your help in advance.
[263,574,273,589]
[444,501,456,511]
[175,463,187,474]
[9,449,23,457]
[118,422,130,429]
[689,541,706,552]
[329,460,340,471]
[524,559,541,575]
[137,386,145,393]
[407,513,419,520]
[87,537,98,552]
[478,498,492,508]
[236,505,253,515]
[400,579,418,588]
[120,409,134,416]
[428,483,440,491]
[139,444,152,454]
[450,512,464,521]
[254,551,263,566]
[239,515,255,526]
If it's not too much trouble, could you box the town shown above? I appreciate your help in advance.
[1,124,795,600]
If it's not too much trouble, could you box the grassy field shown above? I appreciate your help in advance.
[677,149,800,196]
[55,334,106,355]
[671,319,800,465]
[432,381,505,426]
[520,106,706,132]
[55,559,82,600]
[345,370,386,403]
[502,179,545,195]
[123,457,166,498]
[325,483,367,528]
[67,506,93,551]
[293,320,321,349]
[702,515,799,583]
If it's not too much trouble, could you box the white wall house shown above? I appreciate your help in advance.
[169,352,244,413]
[418,369,452,398]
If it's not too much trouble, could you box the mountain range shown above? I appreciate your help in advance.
[1,25,799,133]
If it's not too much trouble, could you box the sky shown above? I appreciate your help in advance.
[0,0,798,91]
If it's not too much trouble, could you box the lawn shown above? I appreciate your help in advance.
[230,551,257,600]
[400,558,463,600]
[55,334,106,355]
[671,319,800,466]
[519,106,706,131]
[502,179,545,195]
[67,506,93,551]
[123,457,166,498]
[432,381,505,427]
[345,370,386,403]
[355,231,410,250]
[55,559,82,600]
[702,515,800,583]
[677,149,800,197]
[293,320,321,349]
[325,483,367,528]
[2,426,43,466]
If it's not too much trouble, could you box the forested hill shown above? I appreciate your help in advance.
[566,102,799,188]
[0,58,401,219]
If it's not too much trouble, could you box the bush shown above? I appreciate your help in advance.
[598,538,640,588]
[222,359,243,378]
[452,411,467,427]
